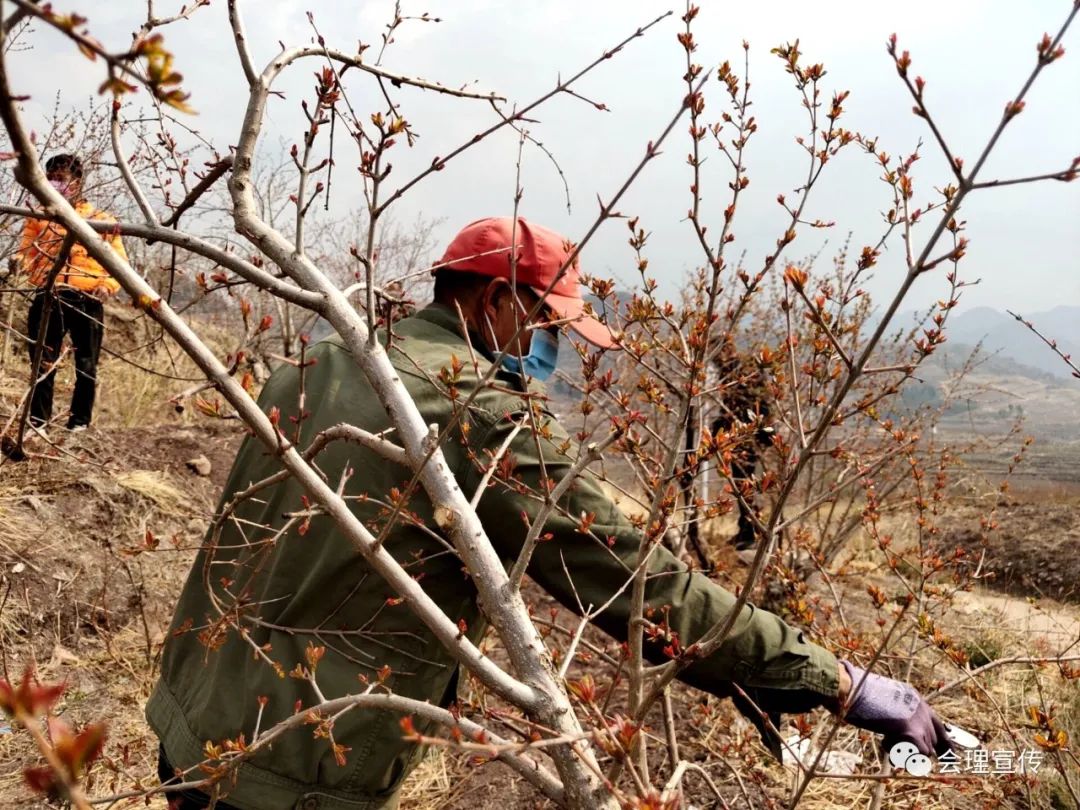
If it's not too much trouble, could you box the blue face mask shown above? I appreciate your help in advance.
[501,327,559,381]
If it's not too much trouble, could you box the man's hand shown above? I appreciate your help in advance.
[837,658,852,703]
[88,284,111,302]
[839,661,951,757]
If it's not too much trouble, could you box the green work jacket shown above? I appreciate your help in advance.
[147,303,839,810]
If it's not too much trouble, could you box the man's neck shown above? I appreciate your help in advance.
[432,300,496,363]
[468,329,496,363]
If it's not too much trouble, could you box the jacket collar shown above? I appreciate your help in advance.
[412,303,496,364]
[410,303,533,389]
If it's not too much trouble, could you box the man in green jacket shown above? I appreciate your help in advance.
[149,218,950,809]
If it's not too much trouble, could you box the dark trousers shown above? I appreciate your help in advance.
[158,746,241,810]
[712,416,765,550]
[26,288,104,428]
[729,447,760,549]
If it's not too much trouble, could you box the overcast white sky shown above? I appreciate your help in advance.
[9,0,1079,315]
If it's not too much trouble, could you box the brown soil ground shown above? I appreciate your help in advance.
[939,494,1080,604]
[0,420,241,808]
[0,408,1077,808]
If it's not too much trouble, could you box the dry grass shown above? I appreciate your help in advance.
[113,469,188,515]
[1,420,1076,808]
[398,749,457,809]
[0,341,227,806]
[0,304,1077,808]
[763,510,1080,810]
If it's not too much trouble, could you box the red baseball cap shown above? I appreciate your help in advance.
[437,217,616,348]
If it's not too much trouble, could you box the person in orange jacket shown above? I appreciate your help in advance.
[19,153,128,434]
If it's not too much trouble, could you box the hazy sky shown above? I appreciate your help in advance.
[8,0,1079,316]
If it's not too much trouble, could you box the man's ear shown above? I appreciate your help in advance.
[480,278,509,324]
[476,278,508,351]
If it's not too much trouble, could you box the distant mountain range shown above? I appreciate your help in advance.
[309,293,1077,383]
[895,305,1080,380]
[587,295,1078,380]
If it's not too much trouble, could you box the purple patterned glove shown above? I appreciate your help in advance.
[841,661,951,756]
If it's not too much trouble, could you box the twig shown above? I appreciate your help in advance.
[1005,309,1080,378]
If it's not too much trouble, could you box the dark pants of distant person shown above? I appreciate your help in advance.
[26,288,103,429]
[729,444,761,550]
[713,416,764,551]
[159,747,241,810]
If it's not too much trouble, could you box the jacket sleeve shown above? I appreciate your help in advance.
[17,217,45,279]
[91,210,124,294]
[464,404,839,717]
